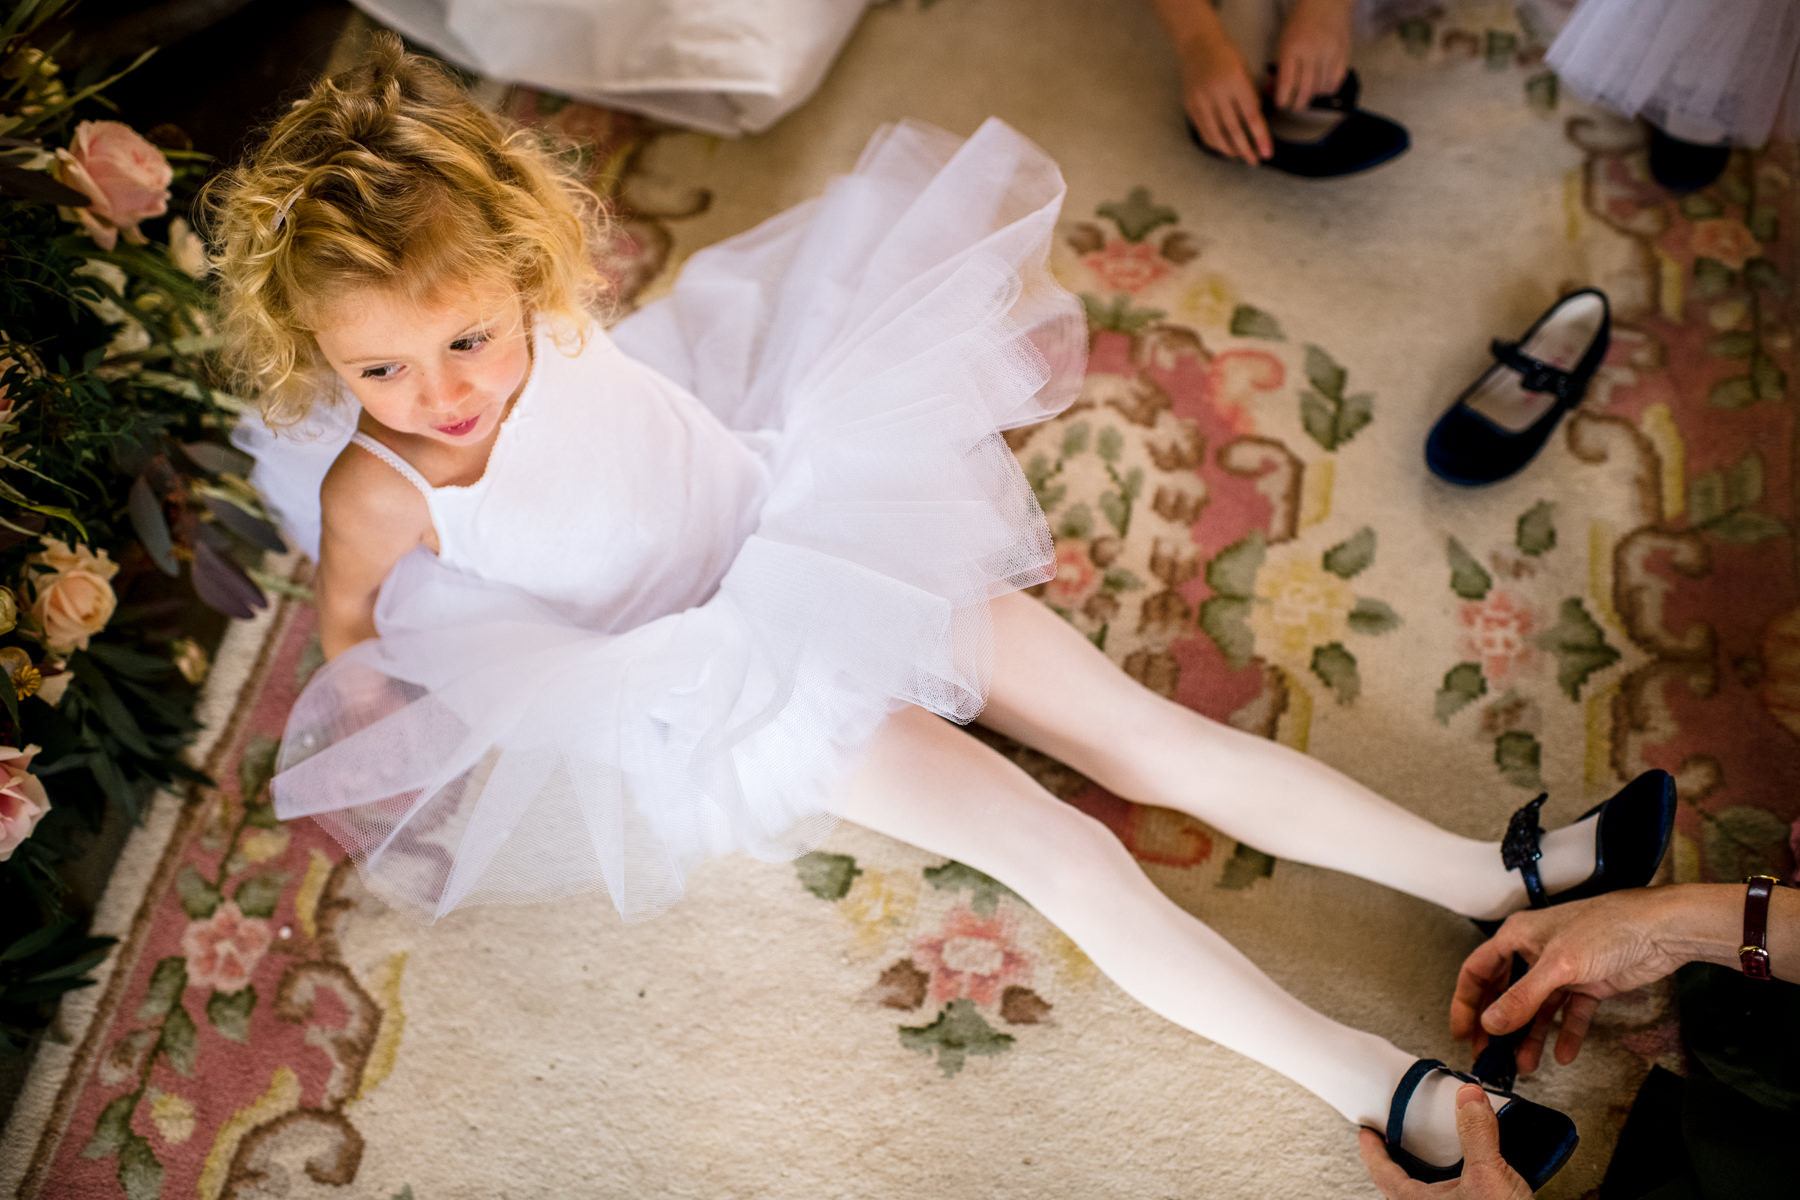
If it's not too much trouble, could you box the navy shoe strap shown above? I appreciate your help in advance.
[1387,1059,1486,1159]
[1501,794,1550,909]
[1490,340,1577,403]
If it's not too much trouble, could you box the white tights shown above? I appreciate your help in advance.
[832,594,1599,1165]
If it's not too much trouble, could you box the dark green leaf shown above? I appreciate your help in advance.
[118,1133,164,1200]
[922,860,1017,916]
[237,734,280,807]
[1346,598,1402,635]
[1434,662,1487,723]
[1228,305,1285,340]
[202,496,285,553]
[138,957,187,1020]
[898,999,1014,1078]
[1706,331,1757,359]
[1096,187,1179,243]
[82,1094,135,1160]
[1495,731,1542,790]
[179,441,253,476]
[794,852,861,901]
[1310,642,1360,705]
[1516,501,1557,555]
[158,1004,197,1076]
[1304,345,1347,401]
[1705,511,1787,544]
[127,476,178,576]
[190,541,266,620]
[175,865,220,920]
[205,985,256,1043]
[1678,193,1724,220]
[1199,596,1255,669]
[1,917,73,963]
[1709,375,1757,409]
[1216,841,1276,890]
[1447,538,1491,600]
[1725,452,1765,508]
[232,872,288,919]
[1205,532,1266,599]
[1692,257,1734,297]
[1751,355,1786,401]
[1534,597,1622,700]
[1322,527,1375,579]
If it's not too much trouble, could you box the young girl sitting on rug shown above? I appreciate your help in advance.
[213,36,1673,1189]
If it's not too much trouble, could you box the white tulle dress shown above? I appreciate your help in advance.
[234,119,1086,924]
[1543,0,1800,145]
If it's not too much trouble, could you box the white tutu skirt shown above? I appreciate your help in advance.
[248,120,1086,923]
[1544,0,1800,145]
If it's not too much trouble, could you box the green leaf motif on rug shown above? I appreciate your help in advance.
[1206,532,1266,598]
[1096,187,1178,244]
[1744,257,1788,298]
[1310,642,1359,705]
[1707,331,1756,360]
[1524,71,1558,113]
[1484,30,1518,70]
[1516,502,1556,556]
[1447,538,1491,600]
[1298,345,1372,452]
[899,999,1015,1077]
[175,865,221,920]
[1228,304,1285,340]
[1322,527,1375,579]
[794,851,861,901]
[1709,375,1757,408]
[1679,193,1724,221]
[1216,841,1276,891]
[391,1188,418,1200]
[117,1134,163,1200]
[82,1093,134,1159]
[1057,501,1095,541]
[1535,598,1621,700]
[206,985,256,1043]
[233,873,289,920]
[1747,205,1779,245]
[1691,257,1734,298]
[1690,452,1787,543]
[238,733,280,807]
[1494,731,1542,790]
[1200,596,1255,669]
[1397,17,1433,56]
[1435,663,1488,723]
[1751,355,1786,402]
[923,861,1017,916]
[159,1003,197,1077]
[1346,599,1401,636]
[1081,293,1166,335]
[1061,421,1091,458]
[137,957,187,1020]
[1701,806,1791,881]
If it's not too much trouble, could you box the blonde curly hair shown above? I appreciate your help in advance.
[205,34,605,428]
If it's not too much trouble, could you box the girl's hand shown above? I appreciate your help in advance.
[1272,0,1354,111]
[1450,890,1684,1072]
[1177,33,1272,165]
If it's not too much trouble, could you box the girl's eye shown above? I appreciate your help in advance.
[360,364,401,380]
[450,331,491,353]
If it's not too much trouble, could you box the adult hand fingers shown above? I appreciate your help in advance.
[1554,993,1600,1065]
[1481,952,1565,1037]
[1355,1127,1417,1199]
[1515,991,1562,1074]
[1273,55,1301,111]
[1233,94,1272,161]
[1453,1084,1504,1167]
[1451,944,1515,1039]
[1192,105,1230,159]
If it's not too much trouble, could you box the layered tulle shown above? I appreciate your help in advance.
[245,119,1086,923]
[1544,0,1800,145]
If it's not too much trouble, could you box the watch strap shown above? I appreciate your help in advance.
[1740,874,1780,981]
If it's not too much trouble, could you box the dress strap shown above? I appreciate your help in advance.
[349,432,434,500]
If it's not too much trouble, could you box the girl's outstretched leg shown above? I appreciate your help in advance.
[832,706,1493,1167]
[976,593,1603,922]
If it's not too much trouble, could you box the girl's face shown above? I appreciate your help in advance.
[313,282,533,447]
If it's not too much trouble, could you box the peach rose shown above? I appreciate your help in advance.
[180,901,272,993]
[30,538,119,654]
[53,121,171,251]
[1691,218,1760,271]
[0,745,49,862]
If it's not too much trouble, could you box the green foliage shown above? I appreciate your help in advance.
[1447,537,1492,600]
[793,851,861,901]
[1434,662,1487,723]
[922,860,1017,916]
[898,999,1015,1077]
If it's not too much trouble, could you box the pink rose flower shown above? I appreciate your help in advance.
[1084,240,1171,294]
[180,901,272,993]
[0,745,49,862]
[1690,218,1760,271]
[53,121,172,251]
[30,538,119,655]
[1458,589,1539,685]
[1046,543,1100,606]
[913,907,1031,1006]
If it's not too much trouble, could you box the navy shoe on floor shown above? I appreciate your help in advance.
[1186,69,1408,178]
[1383,1059,1578,1189]
[1425,288,1610,486]
[1648,126,1731,193]
[1470,769,1677,1088]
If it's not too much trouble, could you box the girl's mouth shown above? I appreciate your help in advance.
[434,415,479,437]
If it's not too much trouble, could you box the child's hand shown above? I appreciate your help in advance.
[1272,0,1354,111]
[1177,33,1272,165]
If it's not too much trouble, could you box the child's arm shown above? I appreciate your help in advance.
[315,449,434,660]
[1272,0,1354,112]
[1149,0,1273,165]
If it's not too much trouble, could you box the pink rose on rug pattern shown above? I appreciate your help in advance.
[1459,589,1539,684]
[1085,240,1170,294]
[913,907,1031,1006]
[0,745,49,861]
[1046,543,1100,606]
[180,901,272,993]
[53,121,171,251]
[1690,218,1760,270]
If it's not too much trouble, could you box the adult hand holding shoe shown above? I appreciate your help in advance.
[1357,1084,1535,1199]
[1272,0,1353,111]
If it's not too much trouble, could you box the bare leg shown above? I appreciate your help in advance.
[976,593,1602,921]
[834,705,1489,1165]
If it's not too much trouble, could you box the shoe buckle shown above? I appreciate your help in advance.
[1500,793,1548,873]
[1492,340,1572,401]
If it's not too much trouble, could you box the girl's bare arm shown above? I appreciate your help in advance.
[315,449,433,660]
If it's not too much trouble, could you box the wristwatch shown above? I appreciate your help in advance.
[1740,874,1784,980]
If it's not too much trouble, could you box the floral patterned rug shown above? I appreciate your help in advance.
[6,2,1798,1198]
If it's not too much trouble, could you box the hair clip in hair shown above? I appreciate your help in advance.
[271,186,305,234]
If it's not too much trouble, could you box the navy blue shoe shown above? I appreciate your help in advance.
[1469,770,1677,1088]
[1186,69,1409,178]
[1425,289,1610,486]
[1384,1059,1578,1189]
[1648,126,1731,193]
